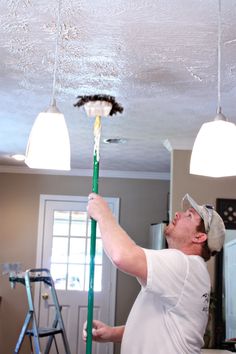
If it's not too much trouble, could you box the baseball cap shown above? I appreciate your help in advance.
[182,194,225,253]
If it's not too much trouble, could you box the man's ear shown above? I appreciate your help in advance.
[192,232,207,245]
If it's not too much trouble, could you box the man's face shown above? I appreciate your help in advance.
[164,207,203,249]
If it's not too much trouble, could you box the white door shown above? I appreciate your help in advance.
[35,195,119,354]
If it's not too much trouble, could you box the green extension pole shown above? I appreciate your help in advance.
[86,116,101,354]
[73,94,123,354]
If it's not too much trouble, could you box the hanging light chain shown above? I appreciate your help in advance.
[51,0,62,106]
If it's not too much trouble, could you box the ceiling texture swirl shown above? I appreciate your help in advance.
[0,0,236,177]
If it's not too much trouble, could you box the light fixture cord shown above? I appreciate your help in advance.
[51,0,62,106]
[217,0,222,114]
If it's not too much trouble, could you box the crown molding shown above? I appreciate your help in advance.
[162,138,194,152]
[0,165,170,180]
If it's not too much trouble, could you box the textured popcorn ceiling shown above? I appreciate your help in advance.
[0,0,236,175]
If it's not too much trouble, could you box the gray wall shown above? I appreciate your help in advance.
[0,173,169,354]
[171,150,236,219]
[170,150,236,288]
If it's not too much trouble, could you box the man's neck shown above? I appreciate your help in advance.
[177,244,203,258]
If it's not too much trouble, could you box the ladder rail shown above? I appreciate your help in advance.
[14,311,33,353]
[25,269,42,354]
[49,273,71,354]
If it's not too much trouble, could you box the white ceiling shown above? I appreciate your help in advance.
[1,0,236,177]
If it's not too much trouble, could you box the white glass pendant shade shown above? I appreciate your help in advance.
[190,119,236,177]
[25,105,71,170]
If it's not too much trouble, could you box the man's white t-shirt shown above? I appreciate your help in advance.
[121,248,211,354]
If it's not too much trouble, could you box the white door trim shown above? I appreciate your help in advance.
[35,194,119,333]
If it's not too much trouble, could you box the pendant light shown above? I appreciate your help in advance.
[25,0,71,170]
[190,0,236,177]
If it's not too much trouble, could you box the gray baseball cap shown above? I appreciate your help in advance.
[182,194,225,253]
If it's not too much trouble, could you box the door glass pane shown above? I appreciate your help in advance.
[69,238,86,263]
[95,239,102,264]
[51,263,67,290]
[53,211,70,236]
[97,224,101,237]
[94,265,102,291]
[51,237,68,263]
[71,211,87,236]
[67,264,85,291]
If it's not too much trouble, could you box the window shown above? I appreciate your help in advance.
[50,210,102,291]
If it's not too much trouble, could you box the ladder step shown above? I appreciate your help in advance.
[27,327,63,337]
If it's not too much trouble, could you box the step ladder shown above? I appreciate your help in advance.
[9,268,71,354]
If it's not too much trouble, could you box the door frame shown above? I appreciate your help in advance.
[34,194,119,334]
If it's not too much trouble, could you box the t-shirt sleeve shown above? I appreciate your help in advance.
[142,248,189,308]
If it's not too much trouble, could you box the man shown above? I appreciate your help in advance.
[84,193,225,353]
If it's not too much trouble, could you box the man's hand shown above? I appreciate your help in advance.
[87,193,114,222]
[83,320,124,343]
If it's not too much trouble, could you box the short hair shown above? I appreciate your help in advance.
[196,218,213,262]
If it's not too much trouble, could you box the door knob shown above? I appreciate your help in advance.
[42,292,49,300]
